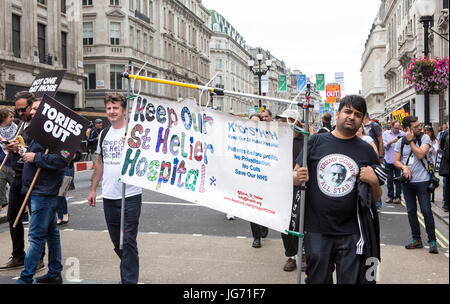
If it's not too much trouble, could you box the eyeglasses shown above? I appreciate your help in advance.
[15,106,30,113]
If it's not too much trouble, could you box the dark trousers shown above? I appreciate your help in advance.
[250,222,267,238]
[6,175,27,259]
[103,194,142,284]
[385,161,402,200]
[304,232,363,284]
[443,176,449,207]
[7,175,45,260]
[402,181,436,243]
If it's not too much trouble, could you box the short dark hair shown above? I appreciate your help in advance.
[338,95,367,118]
[322,112,332,123]
[249,113,262,120]
[262,109,272,116]
[14,91,35,106]
[401,115,418,128]
[104,93,126,109]
[0,108,13,124]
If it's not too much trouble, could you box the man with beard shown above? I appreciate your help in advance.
[293,95,381,284]
[0,92,45,271]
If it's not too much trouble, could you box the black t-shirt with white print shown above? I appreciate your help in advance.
[296,132,379,235]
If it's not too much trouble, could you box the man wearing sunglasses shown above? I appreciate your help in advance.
[0,91,45,271]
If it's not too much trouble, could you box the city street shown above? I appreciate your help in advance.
[0,169,448,284]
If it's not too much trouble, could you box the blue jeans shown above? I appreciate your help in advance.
[402,182,436,243]
[385,161,402,200]
[57,196,68,220]
[103,194,142,284]
[16,195,62,284]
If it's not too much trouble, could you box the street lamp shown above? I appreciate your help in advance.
[248,50,272,108]
[415,0,436,125]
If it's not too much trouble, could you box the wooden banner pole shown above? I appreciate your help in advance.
[12,148,49,228]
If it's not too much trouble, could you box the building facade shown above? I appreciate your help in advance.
[0,0,85,107]
[82,0,211,109]
[361,3,387,119]
[378,0,449,124]
[208,10,254,115]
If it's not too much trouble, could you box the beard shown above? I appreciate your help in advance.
[338,119,359,135]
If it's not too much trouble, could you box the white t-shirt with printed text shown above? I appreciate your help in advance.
[96,126,142,199]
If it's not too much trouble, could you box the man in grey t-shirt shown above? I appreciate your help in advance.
[394,115,438,254]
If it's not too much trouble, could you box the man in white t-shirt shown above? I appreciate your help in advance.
[88,93,142,284]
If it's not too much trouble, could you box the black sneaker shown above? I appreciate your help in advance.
[405,239,423,249]
[252,238,261,248]
[35,274,63,284]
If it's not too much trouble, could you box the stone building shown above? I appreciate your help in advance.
[82,0,211,109]
[208,10,254,114]
[0,0,85,107]
[363,0,449,124]
[361,3,387,119]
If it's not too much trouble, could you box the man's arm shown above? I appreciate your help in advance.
[360,166,382,202]
[88,155,103,207]
[409,141,429,160]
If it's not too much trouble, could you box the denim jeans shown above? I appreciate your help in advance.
[103,194,142,284]
[57,196,68,220]
[16,195,62,284]
[402,181,436,243]
[385,161,402,200]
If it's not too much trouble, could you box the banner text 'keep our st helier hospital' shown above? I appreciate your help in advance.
[120,97,293,233]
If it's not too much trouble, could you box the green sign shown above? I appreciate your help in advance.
[278,75,287,92]
[316,74,325,91]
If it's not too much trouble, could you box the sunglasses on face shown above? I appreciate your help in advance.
[15,106,30,113]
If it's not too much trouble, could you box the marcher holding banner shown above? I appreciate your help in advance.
[16,98,67,284]
[293,95,382,284]
[88,93,143,284]
[0,92,45,271]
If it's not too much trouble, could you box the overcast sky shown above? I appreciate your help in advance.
[201,0,382,99]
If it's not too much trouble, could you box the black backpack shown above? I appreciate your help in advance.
[98,126,111,160]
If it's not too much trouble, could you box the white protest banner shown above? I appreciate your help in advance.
[261,75,269,93]
[120,97,293,233]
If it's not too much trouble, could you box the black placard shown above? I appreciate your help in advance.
[27,94,90,161]
[28,70,66,98]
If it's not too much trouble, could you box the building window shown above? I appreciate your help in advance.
[38,23,46,64]
[129,0,134,10]
[61,32,67,68]
[82,0,92,5]
[84,65,96,90]
[12,14,21,58]
[83,22,93,45]
[37,0,46,5]
[444,0,449,9]
[110,22,120,45]
[61,0,66,13]
[110,0,120,5]
[110,65,124,90]
[216,59,222,70]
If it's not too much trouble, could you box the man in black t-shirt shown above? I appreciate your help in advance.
[293,95,381,284]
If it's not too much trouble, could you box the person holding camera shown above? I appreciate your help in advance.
[382,120,405,204]
[393,116,438,254]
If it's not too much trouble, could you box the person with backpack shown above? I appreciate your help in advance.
[438,128,449,212]
[317,112,333,134]
[88,93,142,284]
[393,116,438,254]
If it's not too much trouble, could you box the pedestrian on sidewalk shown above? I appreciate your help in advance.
[246,113,269,248]
[88,93,143,284]
[0,108,17,211]
[0,92,45,271]
[424,125,439,203]
[382,120,405,204]
[438,128,449,212]
[16,98,67,284]
[276,109,306,272]
[393,116,438,254]
[293,95,382,284]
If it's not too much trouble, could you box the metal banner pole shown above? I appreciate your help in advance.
[296,84,312,284]
[119,60,132,250]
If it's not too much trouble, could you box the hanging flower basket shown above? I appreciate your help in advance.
[402,57,449,94]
